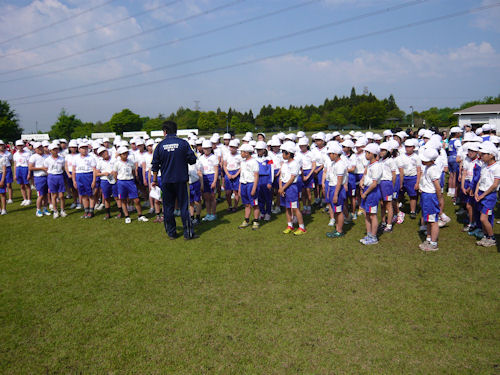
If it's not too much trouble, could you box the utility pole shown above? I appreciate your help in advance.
[409,106,414,128]
[194,100,200,111]
[35,120,38,133]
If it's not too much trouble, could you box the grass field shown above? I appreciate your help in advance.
[1,185,499,374]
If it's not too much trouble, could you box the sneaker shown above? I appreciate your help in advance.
[115,213,122,219]
[125,217,132,224]
[440,214,451,224]
[252,221,260,230]
[96,203,105,211]
[419,242,439,251]
[383,226,393,233]
[328,218,335,227]
[283,226,294,234]
[174,209,181,216]
[477,237,496,247]
[410,212,416,219]
[264,214,271,221]
[293,228,306,235]
[36,209,43,217]
[208,214,217,221]
[69,202,77,209]
[456,208,466,215]
[202,215,211,221]
[474,230,485,239]
[192,218,199,226]
[153,216,162,223]
[53,211,59,219]
[273,206,281,214]
[76,204,82,210]
[352,213,357,220]
[20,200,26,206]
[43,208,51,216]
[462,224,473,232]
[238,221,250,229]
[148,207,154,214]
[359,235,370,244]
[438,219,447,228]
[59,210,67,217]
[138,215,149,222]
[49,204,54,211]
[326,230,344,238]
[103,214,111,220]
[363,236,379,245]
[6,199,13,204]
[25,200,32,206]
[398,202,403,208]
[0,209,7,215]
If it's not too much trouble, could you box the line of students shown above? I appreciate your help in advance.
[1,125,498,250]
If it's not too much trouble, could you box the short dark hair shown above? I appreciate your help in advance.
[162,120,177,135]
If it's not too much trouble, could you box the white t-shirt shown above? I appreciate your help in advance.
[280,159,300,184]
[354,152,368,174]
[462,156,478,182]
[327,159,348,186]
[188,160,202,184]
[312,147,327,167]
[394,154,404,175]
[363,161,382,187]
[113,159,135,181]
[0,151,12,167]
[73,154,96,174]
[29,153,48,177]
[400,152,421,177]
[43,155,65,175]
[96,158,115,182]
[478,162,500,192]
[0,155,7,169]
[380,158,396,181]
[13,150,31,167]
[225,153,242,172]
[419,164,441,194]
[143,152,154,171]
[269,151,283,170]
[240,158,259,184]
[298,150,314,170]
[199,154,219,175]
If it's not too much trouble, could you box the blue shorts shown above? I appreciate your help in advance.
[48,174,65,194]
[224,171,240,191]
[112,183,119,198]
[241,183,258,206]
[272,169,280,189]
[478,190,497,216]
[101,180,113,199]
[76,172,93,196]
[393,175,401,199]
[421,192,440,223]
[94,176,101,189]
[361,186,380,214]
[355,173,363,185]
[117,179,138,200]
[448,156,459,174]
[348,173,357,196]
[315,169,324,188]
[16,166,29,185]
[328,185,346,213]
[440,172,445,189]
[301,169,314,189]
[0,173,5,194]
[379,180,393,202]
[189,180,201,203]
[34,175,48,196]
[462,180,474,204]
[324,183,330,204]
[137,167,144,186]
[280,183,299,208]
[402,175,418,198]
[5,167,13,184]
[203,174,215,194]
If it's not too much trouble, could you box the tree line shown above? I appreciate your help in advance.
[1,89,499,141]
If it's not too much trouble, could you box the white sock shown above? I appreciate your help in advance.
[299,224,305,230]
[287,222,293,227]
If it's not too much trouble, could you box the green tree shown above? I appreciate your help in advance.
[142,114,165,133]
[49,109,83,139]
[71,122,95,138]
[197,111,218,131]
[0,100,22,142]
[107,109,142,134]
[351,101,387,129]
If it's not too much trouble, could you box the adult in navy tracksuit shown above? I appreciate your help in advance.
[151,121,198,240]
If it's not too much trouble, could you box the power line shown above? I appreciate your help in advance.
[0,0,322,84]
[12,2,500,106]
[0,0,182,59]
[0,0,118,46]
[4,0,429,99]
[0,0,244,76]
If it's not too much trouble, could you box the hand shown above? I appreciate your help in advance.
[91,182,95,189]
[211,182,216,190]
[151,180,157,188]
[143,179,148,186]
[414,183,419,191]
[333,195,338,204]
[360,192,366,200]
[267,184,272,190]
[475,193,483,202]
[42,167,48,172]
[278,188,284,196]
[251,189,256,196]
[0,182,4,188]
[73,181,77,189]
[462,187,467,195]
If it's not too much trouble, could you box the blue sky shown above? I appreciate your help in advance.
[0,0,499,132]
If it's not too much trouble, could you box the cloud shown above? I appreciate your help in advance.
[472,0,500,32]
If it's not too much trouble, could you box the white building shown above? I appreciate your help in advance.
[454,104,500,134]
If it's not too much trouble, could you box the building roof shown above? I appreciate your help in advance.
[454,104,500,115]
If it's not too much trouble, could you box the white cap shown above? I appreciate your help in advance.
[483,124,491,131]
[255,141,267,149]
[135,138,145,146]
[33,142,43,148]
[195,138,203,145]
[242,135,252,142]
[313,133,325,141]
[281,141,296,154]
[117,146,129,155]
[97,146,107,155]
[404,139,416,147]
[355,138,368,148]
[296,131,305,138]
[467,142,480,152]
[68,140,78,148]
[298,137,309,146]
[78,141,89,148]
[476,127,483,135]
[383,130,393,137]
[379,142,392,152]
[249,140,257,147]
[210,135,220,143]
[327,143,342,155]
[420,148,439,162]
[257,132,266,139]
[15,140,24,146]
[277,132,286,140]
[269,138,281,147]
[364,143,380,155]
[372,134,382,141]
[418,129,426,137]
[490,135,499,144]
[341,140,355,148]
[463,132,475,142]
[202,140,212,148]
[59,138,67,144]
[245,132,253,139]
[223,133,231,140]
[155,138,163,143]
[450,126,461,134]
[479,141,497,156]
[48,143,59,151]
[41,140,50,147]
[229,139,238,148]
[239,143,254,153]
[422,130,434,139]
[130,138,137,144]
[331,131,340,138]
[120,140,129,147]
[395,131,408,139]
[146,139,155,146]
[344,134,352,141]
[354,131,364,138]
[285,133,297,141]
[388,139,399,150]
[102,137,110,143]
[325,134,334,142]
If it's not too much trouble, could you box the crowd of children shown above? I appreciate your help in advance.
[0,120,499,250]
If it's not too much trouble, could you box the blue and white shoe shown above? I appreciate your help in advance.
[208,214,217,221]
[364,236,379,245]
[43,208,51,216]
[35,209,43,217]
[359,235,370,244]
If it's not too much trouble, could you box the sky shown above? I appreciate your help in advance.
[0,0,499,133]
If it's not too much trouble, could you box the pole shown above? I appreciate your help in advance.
[409,106,414,128]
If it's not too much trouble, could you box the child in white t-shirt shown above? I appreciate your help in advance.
[238,144,261,230]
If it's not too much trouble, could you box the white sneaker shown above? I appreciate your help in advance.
[328,218,335,227]
[7,199,13,204]
[53,211,59,219]
[49,204,54,211]
[440,214,451,224]
[76,204,82,209]
[138,215,149,222]
[95,203,104,211]
[20,200,26,206]
[264,213,271,221]
[26,200,32,206]
[148,207,154,214]
[60,210,68,217]
[1,209,7,215]
[125,217,132,224]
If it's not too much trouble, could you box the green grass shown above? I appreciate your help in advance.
[0,186,499,373]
